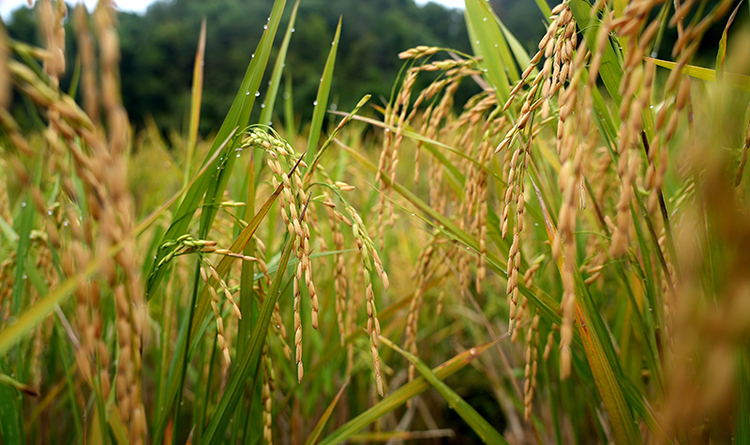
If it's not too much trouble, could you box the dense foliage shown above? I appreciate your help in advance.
[1,0,750,444]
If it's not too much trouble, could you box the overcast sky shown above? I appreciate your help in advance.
[1,0,465,20]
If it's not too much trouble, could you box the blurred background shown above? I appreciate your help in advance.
[2,0,744,139]
[1,0,548,135]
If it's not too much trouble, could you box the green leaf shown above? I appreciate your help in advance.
[152,180,286,440]
[380,336,510,445]
[0,372,37,396]
[306,16,342,163]
[529,177,644,445]
[0,368,24,445]
[200,234,296,444]
[260,0,300,128]
[715,1,742,79]
[146,0,288,298]
[303,378,350,445]
[464,0,515,102]
[317,337,501,445]
[568,0,623,105]
[647,57,750,92]
[185,18,206,184]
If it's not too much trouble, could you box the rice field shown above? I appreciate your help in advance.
[1,0,749,444]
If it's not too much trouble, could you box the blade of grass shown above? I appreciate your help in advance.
[568,0,623,105]
[303,378,350,445]
[0,372,38,396]
[284,72,296,140]
[464,0,515,102]
[260,0,300,128]
[316,336,502,445]
[153,179,286,441]
[530,176,644,445]
[146,0,287,297]
[184,18,207,185]
[380,336,510,445]
[0,368,24,444]
[200,234,296,445]
[305,16,342,164]
[647,57,750,92]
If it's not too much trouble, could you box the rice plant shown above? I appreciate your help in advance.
[1,0,749,444]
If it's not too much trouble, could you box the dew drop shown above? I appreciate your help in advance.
[291,27,295,32]
[47,210,53,215]
[483,17,487,21]
[263,24,268,30]
[260,103,266,108]
[21,202,26,207]
[313,101,318,106]
[476,40,480,44]
[255,91,261,97]
[384,128,390,133]
[246,92,250,96]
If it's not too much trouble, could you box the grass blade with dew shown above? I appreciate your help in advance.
[305,16,342,165]
[200,234,296,445]
[380,336,511,445]
[259,0,300,129]
[464,0,516,103]
[146,0,287,298]
[303,378,350,445]
[317,336,503,445]
[184,18,207,184]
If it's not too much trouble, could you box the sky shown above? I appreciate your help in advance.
[1,0,465,20]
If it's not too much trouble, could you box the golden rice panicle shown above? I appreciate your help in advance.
[524,312,540,421]
[366,277,384,397]
[40,0,66,85]
[243,129,318,380]
[262,344,275,445]
[75,4,99,124]
[346,206,387,395]
[405,233,438,381]
[200,261,232,366]
[506,138,531,335]
[327,197,349,346]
